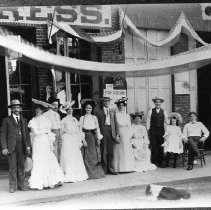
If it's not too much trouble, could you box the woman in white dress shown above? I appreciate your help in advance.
[162,113,184,168]
[112,97,135,173]
[28,101,64,190]
[60,100,88,183]
[79,99,105,179]
[131,112,157,172]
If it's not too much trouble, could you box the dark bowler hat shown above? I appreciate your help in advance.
[99,97,111,102]
[152,97,164,103]
[8,99,23,108]
[114,97,128,105]
[130,111,145,119]
[48,97,60,105]
[80,98,98,107]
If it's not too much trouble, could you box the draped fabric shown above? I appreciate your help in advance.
[47,9,208,47]
[120,9,209,47]
[1,23,211,77]
[47,20,123,43]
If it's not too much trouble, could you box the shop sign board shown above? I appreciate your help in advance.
[0,5,112,27]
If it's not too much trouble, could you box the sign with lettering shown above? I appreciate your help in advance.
[0,5,111,27]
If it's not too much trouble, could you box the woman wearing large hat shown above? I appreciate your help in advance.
[112,97,135,172]
[28,99,64,190]
[60,100,88,182]
[79,99,105,179]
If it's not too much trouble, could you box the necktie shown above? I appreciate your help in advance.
[16,117,19,124]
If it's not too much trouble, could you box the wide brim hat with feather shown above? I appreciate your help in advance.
[80,99,98,107]
[152,97,164,103]
[114,97,128,105]
[168,112,183,124]
[130,111,145,119]
[63,100,75,110]
[32,98,53,109]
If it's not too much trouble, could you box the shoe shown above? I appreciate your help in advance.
[107,168,118,175]
[187,165,193,170]
[19,187,28,191]
[9,188,15,193]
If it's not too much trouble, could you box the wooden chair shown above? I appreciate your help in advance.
[182,141,206,168]
[198,141,206,168]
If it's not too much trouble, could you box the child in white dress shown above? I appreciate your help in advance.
[162,113,184,168]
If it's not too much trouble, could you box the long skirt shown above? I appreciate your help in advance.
[112,127,135,172]
[82,132,105,179]
[133,138,157,172]
[29,134,64,190]
[60,133,88,182]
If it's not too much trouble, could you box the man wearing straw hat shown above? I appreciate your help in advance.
[96,97,117,175]
[147,97,169,167]
[1,99,31,193]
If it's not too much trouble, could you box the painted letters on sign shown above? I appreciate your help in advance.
[0,5,111,27]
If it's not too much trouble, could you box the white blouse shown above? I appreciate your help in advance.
[79,114,103,140]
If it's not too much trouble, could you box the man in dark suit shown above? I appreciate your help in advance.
[1,99,31,193]
[96,97,117,175]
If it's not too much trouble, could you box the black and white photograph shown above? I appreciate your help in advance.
[0,0,211,209]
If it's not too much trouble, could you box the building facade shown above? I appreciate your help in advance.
[0,3,211,152]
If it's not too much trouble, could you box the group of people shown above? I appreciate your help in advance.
[147,97,209,170]
[0,95,209,193]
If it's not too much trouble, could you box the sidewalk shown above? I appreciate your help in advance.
[0,155,211,206]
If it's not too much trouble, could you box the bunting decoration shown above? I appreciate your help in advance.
[47,8,209,47]
[1,25,211,77]
[120,9,209,47]
[47,20,123,43]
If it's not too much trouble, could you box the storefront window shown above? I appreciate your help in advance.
[7,35,32,120]
[69,74,92,117]
[54,35,93,118]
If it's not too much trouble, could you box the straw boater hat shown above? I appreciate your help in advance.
[114,97,128,105]
[32,98,53,109]
[63,100,75,110]
[99,96,111,102]
[24,156,33,173]
[130,111,145,119]
[168,112,183,124]
[80,99,98,107]
[8,99,23,108]
[152,97,164,103]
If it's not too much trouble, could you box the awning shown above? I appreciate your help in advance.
[1,26,211,77]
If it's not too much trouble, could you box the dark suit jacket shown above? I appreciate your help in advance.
[95,109,116,140]
[0,115,31,154]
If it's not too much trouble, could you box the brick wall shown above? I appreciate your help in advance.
[174,94,190,126]
[172,34,190,124]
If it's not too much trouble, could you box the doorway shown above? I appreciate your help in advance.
[197,63,211,150]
